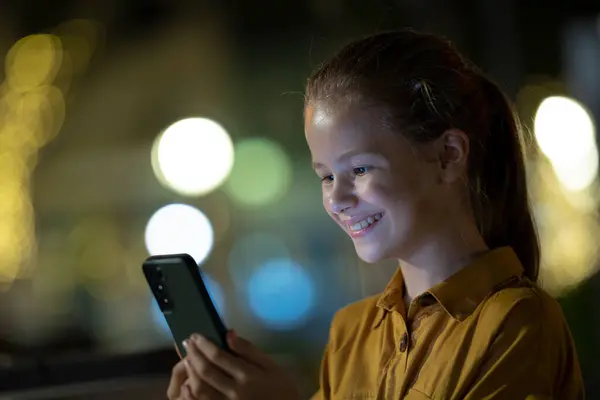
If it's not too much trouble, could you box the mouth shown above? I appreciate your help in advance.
[346,213,384,238]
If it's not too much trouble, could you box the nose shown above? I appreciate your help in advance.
[328,182,357,214]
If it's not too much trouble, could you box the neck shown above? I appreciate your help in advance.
[398,222,489,303]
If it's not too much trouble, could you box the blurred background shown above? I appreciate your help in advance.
[0,0,599,398]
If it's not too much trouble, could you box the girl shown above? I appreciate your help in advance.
[167,29,584,399]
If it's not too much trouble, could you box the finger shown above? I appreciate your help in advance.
[166,360,188,399]
[180,382,196,400]
[181,379,224,400]
[185,339,237,397]
[192,334,258,382]
[226,330,275,369]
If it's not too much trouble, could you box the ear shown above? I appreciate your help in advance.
[434,128,469,183]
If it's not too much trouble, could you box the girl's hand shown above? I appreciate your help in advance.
[167,331,301,400]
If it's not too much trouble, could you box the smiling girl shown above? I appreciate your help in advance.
[167,29,584,400]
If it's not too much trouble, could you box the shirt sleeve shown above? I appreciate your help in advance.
[463,295,584,399]
[311,307,345,400]
[310,342,332,400]
[309,390,322,400]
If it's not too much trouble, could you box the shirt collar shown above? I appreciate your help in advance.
[375,247,525,323]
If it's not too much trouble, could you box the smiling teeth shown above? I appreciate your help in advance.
[350,213,383,231]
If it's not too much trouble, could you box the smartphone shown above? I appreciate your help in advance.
[142,253,229,357]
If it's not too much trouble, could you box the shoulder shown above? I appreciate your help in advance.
[477,280,575,359]
[480,280,566,330]
[475,281,583,395]
[328,294,381,352]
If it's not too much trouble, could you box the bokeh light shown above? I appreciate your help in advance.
[151,117,234,196]
[530,159,600,296]
[246,259,315,330]
[145,203,214,264]
[151,273,225,336]
[0,32,69,287]
[542,218,600,291]
[224,138,292,207]
[5,34,62,91]
[54,19,102,74]
[534,96,599,191]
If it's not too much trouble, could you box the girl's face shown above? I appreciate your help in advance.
[304,102,462,263]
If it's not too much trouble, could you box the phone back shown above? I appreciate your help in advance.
[142,254,228,357]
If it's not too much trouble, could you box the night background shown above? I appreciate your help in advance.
[0,1,599,398]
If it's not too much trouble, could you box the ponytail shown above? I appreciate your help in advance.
[471,75,540,281]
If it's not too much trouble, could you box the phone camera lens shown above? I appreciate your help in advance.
[155,267,165,281]
[157,295,173,312]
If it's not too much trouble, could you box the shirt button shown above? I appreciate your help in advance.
[399,333,409,352]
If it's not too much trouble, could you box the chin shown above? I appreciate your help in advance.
[354,243,387,264]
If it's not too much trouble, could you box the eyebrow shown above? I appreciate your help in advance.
[311,151,384,170]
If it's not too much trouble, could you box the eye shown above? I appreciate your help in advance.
[321,174,334,183]
[353,166,369,176]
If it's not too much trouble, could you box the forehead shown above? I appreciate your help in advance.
[304,102,402,157]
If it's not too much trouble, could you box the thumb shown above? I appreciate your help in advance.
[174,341,183,359]
[227,330,274,369]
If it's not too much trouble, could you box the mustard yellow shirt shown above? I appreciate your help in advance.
[311,247,584,399]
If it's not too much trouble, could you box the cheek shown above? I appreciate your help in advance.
[321,188,333,214]
[356,175,426,214]
[355,178,388,204]
[387,174,439,216]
